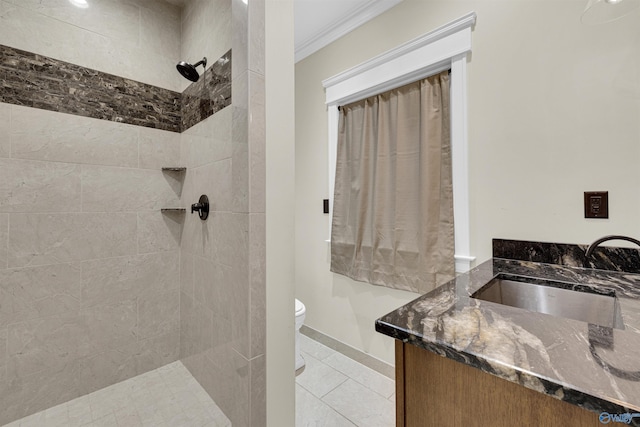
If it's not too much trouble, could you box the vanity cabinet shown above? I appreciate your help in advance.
[395,341,605,427]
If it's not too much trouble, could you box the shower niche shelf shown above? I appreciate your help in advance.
[161,167,186,213]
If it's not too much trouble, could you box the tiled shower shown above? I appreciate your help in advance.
[0,0,266,426]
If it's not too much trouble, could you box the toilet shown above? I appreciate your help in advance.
[295,299,306,372]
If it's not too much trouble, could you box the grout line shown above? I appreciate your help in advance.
[4,213,9,270]
[318,375,349,400]
[297,381,358,427]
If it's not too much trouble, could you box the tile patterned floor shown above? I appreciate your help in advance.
[295,334,395,427]
[1,362,230,427]
[2,335,395,427]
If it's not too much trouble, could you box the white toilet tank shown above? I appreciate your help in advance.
[295,299,306,371]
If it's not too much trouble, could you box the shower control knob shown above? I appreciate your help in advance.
[191,194,209,220]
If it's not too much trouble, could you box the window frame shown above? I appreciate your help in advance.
[322,12,477,273]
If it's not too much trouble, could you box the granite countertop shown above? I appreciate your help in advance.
[376,239,640,423]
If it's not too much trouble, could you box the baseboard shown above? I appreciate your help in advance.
[300,325,395,379]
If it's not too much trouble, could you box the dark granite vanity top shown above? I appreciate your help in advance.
[376,239,640,423]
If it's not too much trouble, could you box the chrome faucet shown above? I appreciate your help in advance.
[584,235,640,261]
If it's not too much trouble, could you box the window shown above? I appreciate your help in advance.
[323,12,477,273]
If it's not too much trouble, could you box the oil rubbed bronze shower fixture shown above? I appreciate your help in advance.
[176,57,207,82]
[191,195,209,220]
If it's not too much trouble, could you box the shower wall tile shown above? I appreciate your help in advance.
[80,252,179,309]
[0,214,7,270]
[180,0,231,93]
[232,129,249,214]
[181,206,218,260]
[0,158,81,213]
[201,347,250,427]
[4,0,142,48]
[231,91,249,212]
[220,213,250,272]
[192,256,218,312]
[81,166,181,212]
[211,313,233,359]
[180,292,213,362]
[8,213,137,268]
[72,344,138,397]
[0,0,204,420]
[231,265,250,359]
[1,26,231,138]
[248,0,265,77]
[250,354,266,427]
[0,0,181,91]
[134,327,180,376]
[231,0,248,80]
[192,256,235,329]
[179,0,255,424]
[249,72,266,214]
[6,299,137,379]
[138,211,183,254]
[0,356,81,424]
[0,44,182,132]
[138,127,181,170]
[183,208,216,261]
[82,299,138,351]
[223,214,250,358]
[0,103,10,158]
[187,106,233,168]
[10,105,139,167]
[180,251,195,300]
[140,3,181,59]
[181,50,232,132]
[179,133,192,171]
[249,214,266,358]
[193,159,233,212]
[79,30,180,92]
[0,327,7,379]
[0,263,81,328]
[182,133,209,170]
[0,326,180,424]
[137,289,180,341]
[179,294,197,364]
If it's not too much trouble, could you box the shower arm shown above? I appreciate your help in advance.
[193,58,207,69]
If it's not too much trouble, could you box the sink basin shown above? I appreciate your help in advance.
[471,274,624,329]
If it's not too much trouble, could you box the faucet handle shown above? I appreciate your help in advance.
[191,195,209,220]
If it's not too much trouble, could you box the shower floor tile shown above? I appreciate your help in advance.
[2,361,230,427]
[4,336,393,427]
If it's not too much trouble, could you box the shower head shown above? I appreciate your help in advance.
[176,57,207,82]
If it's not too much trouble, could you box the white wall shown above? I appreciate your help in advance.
[295,0,640,364]
[266,0,296,425]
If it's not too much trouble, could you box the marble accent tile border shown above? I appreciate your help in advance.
[0,44,232,133]
[493,238,640,274]
[300,325,394,379]
[0,44,181,132]
[182,50,232,132]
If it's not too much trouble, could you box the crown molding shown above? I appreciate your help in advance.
[322,11,476,90]
[295,0,403,63]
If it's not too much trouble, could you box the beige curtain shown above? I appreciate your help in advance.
[330,71,455,294]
